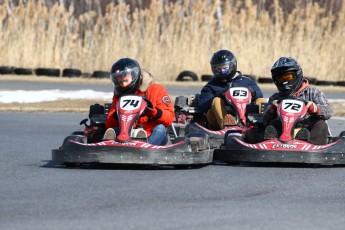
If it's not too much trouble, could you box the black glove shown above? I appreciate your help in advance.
[214,91,225,100]
[143,97,153,108]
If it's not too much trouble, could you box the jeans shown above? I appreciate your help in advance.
[148,124,168,146]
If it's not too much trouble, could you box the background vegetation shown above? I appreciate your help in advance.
[0,0,344,81]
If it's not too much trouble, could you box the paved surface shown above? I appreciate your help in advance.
[0,112,345,230]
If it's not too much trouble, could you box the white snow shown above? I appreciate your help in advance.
[0,89,113,103]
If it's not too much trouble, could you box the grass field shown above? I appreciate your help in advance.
[0,0,344,82]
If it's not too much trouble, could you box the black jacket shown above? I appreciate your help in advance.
[198,72,263,113]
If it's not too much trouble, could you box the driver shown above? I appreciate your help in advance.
[198,49,263,130]
[103,58,174,145]
[263,57,333,145]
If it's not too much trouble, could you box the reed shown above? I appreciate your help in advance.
[0,0,344,81]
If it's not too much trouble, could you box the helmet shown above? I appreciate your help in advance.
[110,58,141,95]
[271,57,303,96]
[210,50,237,82]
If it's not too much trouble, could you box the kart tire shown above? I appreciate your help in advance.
[257,77,273,84]
[186,132,210,151]
[92,71,110,78]
[64,162,80,168]
[62,68,82,77]
[201,74,213,82]
[35,68,60,77]
[174,164,205,169]
[0,66,14,74]
[305,76,317,85]
[315,80,336,86]
[176,71,198,82]
[14,68,33,75]
[336,81,345,87]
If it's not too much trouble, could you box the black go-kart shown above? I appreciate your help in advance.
[173,87,266,149]
[214,97,345,166]
[52,95,213,168]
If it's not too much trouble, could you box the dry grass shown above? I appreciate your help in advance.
[0,0,344,81]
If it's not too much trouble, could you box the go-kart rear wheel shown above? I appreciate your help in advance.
[64,162,79,168]
[186,132,210,151]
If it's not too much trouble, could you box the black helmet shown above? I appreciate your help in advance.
[110,58,141,95]
[210,50,237,82]
[271,57,303,96]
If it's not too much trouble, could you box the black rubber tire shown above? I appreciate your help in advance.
[176,71,198,82]
[315,80,336,86]
[62,68,82,77]
[92,71,110,78]
[336,81,345,87]
[305,76,317,85]
[201,74,213,82]
[0,66,14,74]
[257,77,273,84]
[35,68,60,77]
[14,68,33,75]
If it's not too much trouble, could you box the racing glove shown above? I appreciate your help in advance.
[268,100,278,114]
[214,91,225,100]
[306,101,320,114]
[143,97,162,119]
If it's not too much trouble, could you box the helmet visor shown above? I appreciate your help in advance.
[211,61,236,76]
[275,72,295,84]
[110,67,138,88]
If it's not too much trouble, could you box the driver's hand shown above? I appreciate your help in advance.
[143,97,153,108]
[306,101,320,114]
[268,100,278,113]
[84,125,98,136]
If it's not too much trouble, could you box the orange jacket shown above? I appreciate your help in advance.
[105,71,175,137]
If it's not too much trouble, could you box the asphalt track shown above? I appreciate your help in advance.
[1,81,345,230]
[0,113,345,230]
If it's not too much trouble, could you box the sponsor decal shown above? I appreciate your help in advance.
[162,95,171,104]
[272,144,297,149]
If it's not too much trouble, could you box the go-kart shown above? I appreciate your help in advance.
[174,87,260,149]
[52,95,213,168]
[214,96,345,166]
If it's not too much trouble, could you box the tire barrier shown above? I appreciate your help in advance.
[35,68,60,77]
[1,66,344,87]
[257,77,273,84]
[0,66,14,74]
[92,71,110,78]
[336,81,345,87]
[14,68,33,75]
[201,74,213,82]
[176,71,198,81]
[62,68,82,77]
[315,80,336,86]
[305,76,317,85]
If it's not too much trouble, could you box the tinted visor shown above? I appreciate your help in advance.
[211,61,236,76]
[110,67,139,86]
[275,72,295,84]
